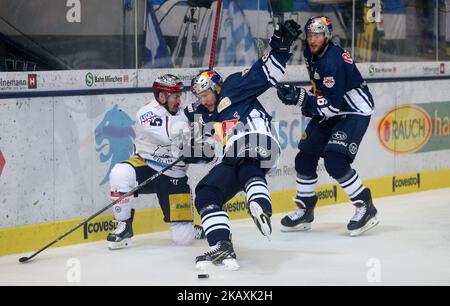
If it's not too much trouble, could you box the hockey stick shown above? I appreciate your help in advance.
[19,156,185,263]
[208,0,223,70]
[267,0,278,30]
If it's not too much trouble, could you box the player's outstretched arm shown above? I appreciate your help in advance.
[277,63,346,118]
[221,20,302,104]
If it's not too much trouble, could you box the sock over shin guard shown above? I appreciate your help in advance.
[294,151,320,208]
[109,163,137,221]
[237,159,272,215]
[195,186,231,246]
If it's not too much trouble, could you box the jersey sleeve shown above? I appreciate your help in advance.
[220,50,292,104]
[302,59,346,118]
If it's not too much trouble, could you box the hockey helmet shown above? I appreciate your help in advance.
[191,70,223,95]
[304,16,333,40]
[152,74,184,101]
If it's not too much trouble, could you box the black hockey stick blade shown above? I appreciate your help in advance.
[19,257,31,263]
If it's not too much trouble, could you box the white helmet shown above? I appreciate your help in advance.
[304,16,333,40]
[191,70,223,95]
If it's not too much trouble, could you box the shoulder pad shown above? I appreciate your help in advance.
[217,97,232,113]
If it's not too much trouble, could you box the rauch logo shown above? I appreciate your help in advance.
[378,105,432,154]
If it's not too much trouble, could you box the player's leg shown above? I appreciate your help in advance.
[236,158,273,237]
[108,161,140,249]
[324,115,379,236]
[280,151,320,232]
[281,117,328,232]
[224,129,281,238]
[155,175,204,246]
[194,162,241,270]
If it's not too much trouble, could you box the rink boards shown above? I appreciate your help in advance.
[1,62,450,256]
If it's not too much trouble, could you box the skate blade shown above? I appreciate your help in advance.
[195,259,240,271]
[249,202,272,238]
[222,258,240,271]
[349,217,380,237]
[196,260,213,271]
[280,223,311,232]
[108,238,132,250]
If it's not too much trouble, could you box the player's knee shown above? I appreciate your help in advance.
[295,151,319,177]
[195,186,224,215]
[169,222,195,246]
[237,159,265,187]
[324,151,351,180]
[109,163,137,192]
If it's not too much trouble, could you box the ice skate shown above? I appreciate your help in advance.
[107,209,135,250]
[280,206,314,232]
[348,198,379,237]
[194,224,206,240]
[248,201,272,238]
[195,240,239,271]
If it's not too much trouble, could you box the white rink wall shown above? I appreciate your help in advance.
[1,63,450,229]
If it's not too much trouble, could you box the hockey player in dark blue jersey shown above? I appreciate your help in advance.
[276,16,379,237]
[184,20,302,270]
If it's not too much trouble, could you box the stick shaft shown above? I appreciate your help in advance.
[20,157,184,262]
[209,0,223,70]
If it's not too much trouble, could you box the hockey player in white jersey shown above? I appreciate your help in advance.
[107,74,205,249]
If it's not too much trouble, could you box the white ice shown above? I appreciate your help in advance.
[1,188,449,286]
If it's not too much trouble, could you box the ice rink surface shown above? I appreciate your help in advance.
[1,188,449,286]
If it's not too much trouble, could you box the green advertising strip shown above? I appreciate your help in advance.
[418,101,450,153]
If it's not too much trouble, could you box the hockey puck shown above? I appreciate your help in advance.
[198,274,209,279]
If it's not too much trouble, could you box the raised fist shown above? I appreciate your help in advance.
[269,20,302,52]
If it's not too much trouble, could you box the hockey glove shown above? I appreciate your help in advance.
[181,137,216,164]
[269,20,302,52]
[184,102,201,123]
[187,0,213,9]
[277,84,307,107]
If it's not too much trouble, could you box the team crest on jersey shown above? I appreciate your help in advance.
[323,77,335,88]
[342,51,353,64]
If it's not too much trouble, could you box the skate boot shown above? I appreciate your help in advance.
[107,209,135,250]
[347,195,379,237]
[195,240,239,271]
[280,206,314,232]
[194,224,206,240]
[248,201,272,238]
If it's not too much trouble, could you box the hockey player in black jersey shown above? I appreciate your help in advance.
[184,20,302,270]
[276,16,379,237]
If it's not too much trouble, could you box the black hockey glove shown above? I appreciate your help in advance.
[269,20,302,52]
[277,84,307,107]
[187,0,213,9]
[182,139,216,164]
[184,103,198,123]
